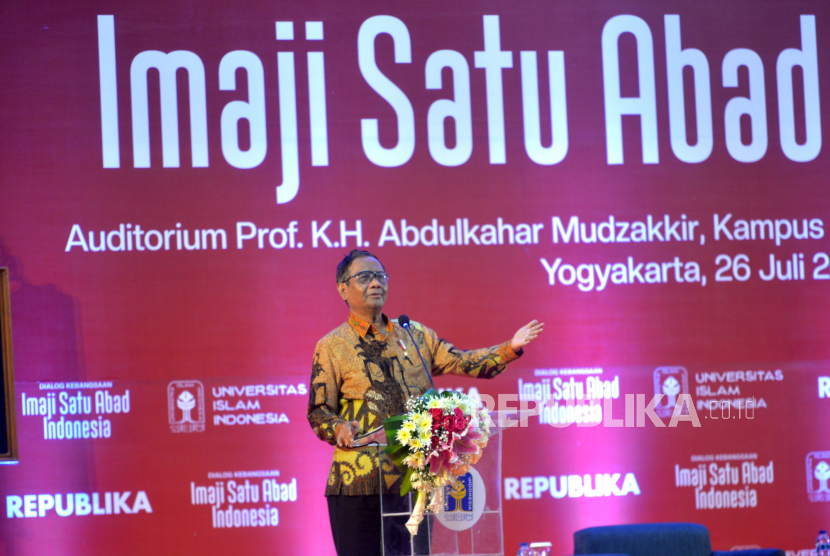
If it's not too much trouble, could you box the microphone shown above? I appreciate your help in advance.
[398,315,437,391]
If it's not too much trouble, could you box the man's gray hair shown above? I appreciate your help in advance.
[336,249,384,283]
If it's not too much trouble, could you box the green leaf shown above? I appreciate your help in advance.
[387,446,409,467]
[400,468,414,495]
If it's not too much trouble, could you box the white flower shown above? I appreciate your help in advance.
[402,421,416,432]
[404,452,426,469]
[427,398,444,409]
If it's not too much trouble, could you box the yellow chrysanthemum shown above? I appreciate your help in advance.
[409,438,423,449]
[418,428,432,442]
[416,415,432,430]
[402,421,416,432]
[396,429,412,445]
[427,398,444,409]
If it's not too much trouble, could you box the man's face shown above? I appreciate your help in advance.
[337,256,387,314]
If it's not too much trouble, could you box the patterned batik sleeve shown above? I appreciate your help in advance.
[307,341,346,446]
[416,323,522,379]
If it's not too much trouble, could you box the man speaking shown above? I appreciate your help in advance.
[307,249,543,556]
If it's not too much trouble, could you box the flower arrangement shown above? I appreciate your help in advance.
[383,389,492,534]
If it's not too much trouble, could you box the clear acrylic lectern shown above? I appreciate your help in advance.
[377,410,530,556]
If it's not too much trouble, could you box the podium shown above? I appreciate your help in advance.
[377,410,530,556]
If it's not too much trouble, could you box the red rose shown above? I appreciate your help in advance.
[452,414,466,431]
[442,414,455,432]
[429,408,443,430]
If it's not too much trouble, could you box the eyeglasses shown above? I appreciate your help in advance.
[340,270,390,285]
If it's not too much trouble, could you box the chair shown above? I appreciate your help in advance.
[573,522,785,556]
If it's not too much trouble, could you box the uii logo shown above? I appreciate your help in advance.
[654,366,689,418]
[806,451,830,502]
[444,473,473,512]
[168,381,205,433]
[437,466,485,531]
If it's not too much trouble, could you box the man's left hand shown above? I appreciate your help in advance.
[510,320,544,352]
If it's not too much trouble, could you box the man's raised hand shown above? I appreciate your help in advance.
[510,320,544,352]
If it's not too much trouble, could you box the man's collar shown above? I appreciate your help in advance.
[348,312,393,339]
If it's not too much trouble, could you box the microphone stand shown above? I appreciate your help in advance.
[399,316,437,392]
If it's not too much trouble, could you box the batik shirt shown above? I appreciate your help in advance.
[307,313,521,496]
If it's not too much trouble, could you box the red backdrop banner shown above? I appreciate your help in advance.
[0,0,829,554]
